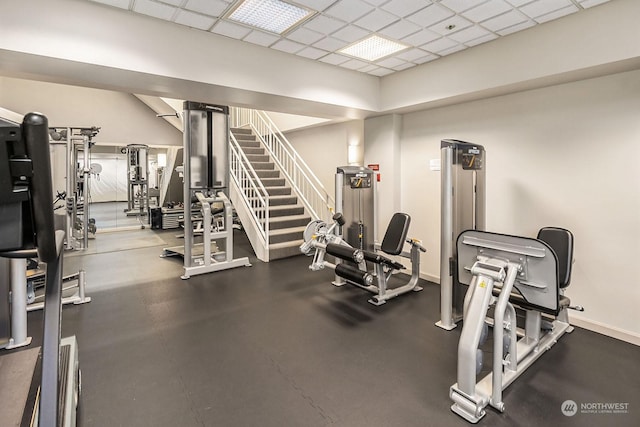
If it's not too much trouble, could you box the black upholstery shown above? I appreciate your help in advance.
[537,227,573,289]
[381,213,411,255]
[362,251,405,270]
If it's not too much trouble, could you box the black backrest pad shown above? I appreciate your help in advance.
[381,213,411,255]
[537,227,573,289]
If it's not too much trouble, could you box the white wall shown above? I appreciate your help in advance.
[398,69,640,342]
[284,120,364,199]
[0,77,183,146]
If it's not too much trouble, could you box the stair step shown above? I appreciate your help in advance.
[269,226,306,244]
[246,154,270,163]
[237,140,261,148]
[269,240,305,260]
[266,186,291,196]
[269,205,305,218]
[235,135,257,142]
[261,178,286,187]
[231,128,252,135]
[255,170,280,178]
[267,195,298,206]
[268,215,310,230]
[242,147,265,155]
[247,195,298,207]
[252,162,275,170]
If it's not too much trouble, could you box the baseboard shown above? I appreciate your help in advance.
[419,272,440,285]
[569,315,640,346]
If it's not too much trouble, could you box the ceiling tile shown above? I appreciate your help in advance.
[480,9,527,31]
[363,0,389,6]
[91,0,130,9]
[428,15,473,36]
[375,56,406,68]
[505,0,535,5]
[293,0,338,11]
[184,0,230,17]
[243,30,280,46]
[401,28,441,45]
[134,0,177,20]
[160,0,184,6]
[339,58,370,70]
[296,46,329,59]
[520,0,573,19]
[462,0,513,22]
[393,62,415,71]
[381,0,430,18]
[496,19,535,35]
[332,25,369,43]
[438,44,467,56]
[464,32,498,46]
[286,27,325,44]
[358,64,379,73]
[379,20,422,40]
[440,0,488,13]
[325,0,375,22]
[406,3,455,27]
[271,39,306,53]
[579,0,610,8]
[313,36,348,51]
[421,37,458,53]
[319,53,351,65]
[211,20,252,39]
[174,9,216,30]
[535,4,578,23]
[303,15,347,34]
[354,9,399,32]
[448,25,492,43]
[414,53,439,64]
[368,67,394,76]
[395,47,430,62]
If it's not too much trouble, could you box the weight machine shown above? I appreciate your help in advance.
[449,229,582,423]
[162,102,250,278]
[437,139,486,330]
[49,125,100,250]
[123,143,150,222]
[1,112,81,426]
[301,212,425,305]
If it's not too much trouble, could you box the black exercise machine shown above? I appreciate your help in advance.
[0,112,80,426]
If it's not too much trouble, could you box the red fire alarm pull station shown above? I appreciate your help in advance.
[377,173,381,182]
[368,164,380,171]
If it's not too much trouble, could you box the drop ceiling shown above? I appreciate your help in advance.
[87,0,611,77]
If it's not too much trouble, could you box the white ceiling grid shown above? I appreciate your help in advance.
[88,0,613,76]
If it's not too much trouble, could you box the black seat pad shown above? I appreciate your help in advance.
[381,213,411,256]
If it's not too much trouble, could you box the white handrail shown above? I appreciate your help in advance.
[230,107,334,222]
[229,132,270,246]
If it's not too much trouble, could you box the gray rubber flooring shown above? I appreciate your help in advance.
[22,229,640,426]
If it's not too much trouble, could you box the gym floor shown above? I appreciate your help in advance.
[24,228,640,427]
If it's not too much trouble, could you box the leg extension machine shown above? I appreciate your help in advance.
[301,212,426,305]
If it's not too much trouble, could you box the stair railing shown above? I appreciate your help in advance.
[229,132,270,247]
[230,107,334,222]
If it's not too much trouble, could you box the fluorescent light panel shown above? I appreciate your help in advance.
[227,0,314,34]
[339,35,409,62]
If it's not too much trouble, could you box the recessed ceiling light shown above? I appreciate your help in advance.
[339,35,409,62]
[226,0,314,35]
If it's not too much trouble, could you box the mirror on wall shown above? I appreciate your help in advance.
[86,145,179,231]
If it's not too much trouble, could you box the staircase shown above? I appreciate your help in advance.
[231,128,311,260]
